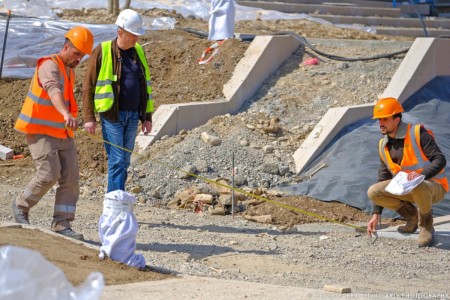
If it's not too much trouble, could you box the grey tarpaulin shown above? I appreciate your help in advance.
[279,76,450,218]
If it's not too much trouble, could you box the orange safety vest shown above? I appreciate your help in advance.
[14,55,77,139]
[379,123,448,192]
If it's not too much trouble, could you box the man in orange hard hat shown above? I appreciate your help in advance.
[13,26,94,240]
[367,97,448,247]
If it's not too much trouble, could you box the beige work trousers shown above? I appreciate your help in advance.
[16,134,79,231]
[367,179,446,214]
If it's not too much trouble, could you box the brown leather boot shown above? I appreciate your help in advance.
[396,201,418,234]
[417,210,434,247]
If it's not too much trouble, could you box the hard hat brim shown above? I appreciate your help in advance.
[131,27,145,36]
[117,25,145,36]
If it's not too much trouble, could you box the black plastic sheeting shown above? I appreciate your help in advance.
[279,76,450,218]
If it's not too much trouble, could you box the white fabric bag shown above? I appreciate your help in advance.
[208,0,235,41]
[98,190,146,269]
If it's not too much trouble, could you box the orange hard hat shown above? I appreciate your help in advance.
[64,26,94,55]
[372,97,404,119]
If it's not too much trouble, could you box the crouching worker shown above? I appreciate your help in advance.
[367,97,448,247]
[98,190,146,269]
[13,26,94,240]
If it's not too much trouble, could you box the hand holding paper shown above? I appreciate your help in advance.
[385,171,425,195]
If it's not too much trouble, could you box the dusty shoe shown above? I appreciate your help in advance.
[55,228,84,240]
[417,210,434,247]
[418,226,435,247]
[11,200,30,225]
[396,202,418,234]
[397,216,418,233]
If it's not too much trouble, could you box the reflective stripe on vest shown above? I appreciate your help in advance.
[94,41,154,113]
[135,43,154,113]
[14,55,77,139]
[379,124,448,191]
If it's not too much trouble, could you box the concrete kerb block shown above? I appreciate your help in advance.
[134,105,178,156]
[0,144,14,161]
[237,1,402,17]
[0,222,100,251]
[135,35,301,155]
[383,38,450,104]
[293,104,373,174]
[224,34,301,107]
[376,215,450,248]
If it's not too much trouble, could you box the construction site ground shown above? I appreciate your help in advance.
[1,8,449,299]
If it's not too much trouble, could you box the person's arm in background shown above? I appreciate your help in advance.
[82,44,103,134]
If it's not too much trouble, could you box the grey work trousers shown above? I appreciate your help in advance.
[16,134,79,231]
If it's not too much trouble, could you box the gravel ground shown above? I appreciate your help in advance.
[2,182,449,296]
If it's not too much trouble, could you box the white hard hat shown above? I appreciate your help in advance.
[115,9,145,36]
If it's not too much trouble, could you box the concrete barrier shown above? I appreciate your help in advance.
[135,35,301,153]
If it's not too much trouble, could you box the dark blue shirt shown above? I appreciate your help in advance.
[118,48,141,111]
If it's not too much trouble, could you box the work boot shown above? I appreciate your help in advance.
[55,228,84,241]
[396,201,418,234]
[417,210,434,247]
[11,199,30,225]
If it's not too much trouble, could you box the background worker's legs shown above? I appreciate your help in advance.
[100,111,138,192]
[16,135,61,212]
[51,138,79,231]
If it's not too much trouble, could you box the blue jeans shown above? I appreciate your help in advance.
[100,111,139,192]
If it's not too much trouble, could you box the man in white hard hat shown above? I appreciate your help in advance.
[82,9,154,193]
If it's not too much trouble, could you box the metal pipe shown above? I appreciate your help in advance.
[0,9,11,79]
[231,152,235,219]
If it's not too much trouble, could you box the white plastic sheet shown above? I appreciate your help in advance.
[98,190,146,269]
[0,245,104,300]
[0,0,376,79]
[0,18,118,78]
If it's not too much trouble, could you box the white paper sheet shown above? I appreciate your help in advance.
[385,171,425,195]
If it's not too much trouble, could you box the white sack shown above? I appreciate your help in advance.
[208,0,235,40]
[98,190,146,269]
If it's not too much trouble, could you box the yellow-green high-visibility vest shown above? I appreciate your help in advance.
[94,40,154,113]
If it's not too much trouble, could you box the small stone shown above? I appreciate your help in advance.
[323,285,351,294]
[240,139,249,146]
[201,132,221,146]
[262,145,274,153]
